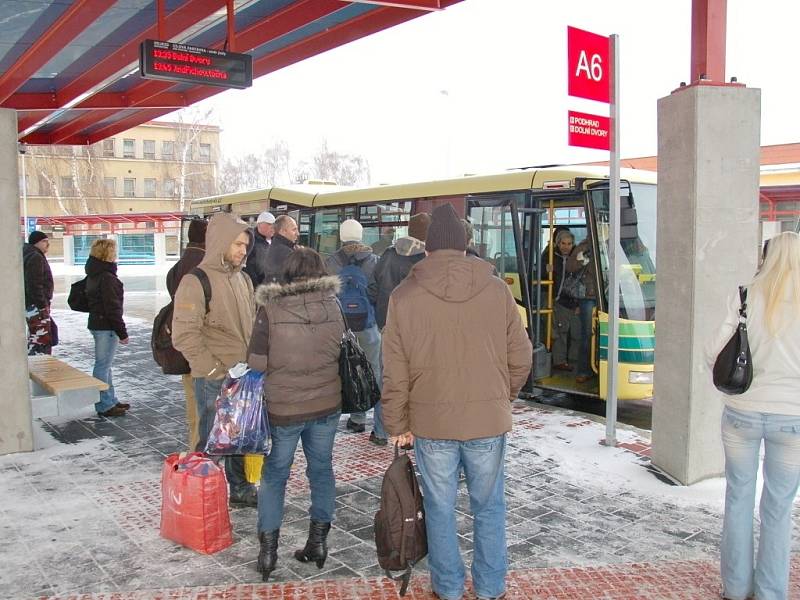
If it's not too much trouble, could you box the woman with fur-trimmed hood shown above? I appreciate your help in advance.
[247,247,345,582]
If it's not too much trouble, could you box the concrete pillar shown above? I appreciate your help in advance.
[652,85,760,484]
[0,109,33,455]
[62,234,75,266]
[154,232,167,266]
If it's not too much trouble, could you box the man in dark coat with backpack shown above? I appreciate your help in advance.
[23,231,56,355]
[325,219,387,444]
[382,204,533,600]
[164,218,207,450]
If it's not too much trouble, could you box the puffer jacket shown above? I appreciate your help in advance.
[247,276,345,426]
[367,236,426,329]
[381,250,533,441]
[172,213,255,379]
[85,255,128,340]
[566,238,597,300]
[22,243,54,309]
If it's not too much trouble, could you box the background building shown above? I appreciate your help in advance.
[19,120,220,260]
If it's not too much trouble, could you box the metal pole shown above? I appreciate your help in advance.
[20,143,27,238]
[605,34,620,447]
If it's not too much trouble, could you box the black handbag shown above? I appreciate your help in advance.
[335,301,381,414]
[712,286,753,395]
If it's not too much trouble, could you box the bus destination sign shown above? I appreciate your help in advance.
[139,40,252,90]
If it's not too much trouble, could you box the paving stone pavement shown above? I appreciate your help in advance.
[2,309,799,600]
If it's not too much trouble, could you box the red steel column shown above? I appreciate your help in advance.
[691,0,727,83]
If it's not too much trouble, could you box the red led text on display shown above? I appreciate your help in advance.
[139,40,252,90]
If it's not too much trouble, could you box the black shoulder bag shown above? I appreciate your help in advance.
[712,286,753,395]
[334,299,381,413]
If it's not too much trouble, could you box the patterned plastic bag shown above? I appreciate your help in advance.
[205,366,270,456]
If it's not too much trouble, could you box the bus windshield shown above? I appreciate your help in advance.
[591,182,657,321]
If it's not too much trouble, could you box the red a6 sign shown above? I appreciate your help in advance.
[567,26,610,103]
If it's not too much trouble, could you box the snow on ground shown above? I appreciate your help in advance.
[523,408,726,510]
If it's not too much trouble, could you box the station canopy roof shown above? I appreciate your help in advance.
[0,0,460,146]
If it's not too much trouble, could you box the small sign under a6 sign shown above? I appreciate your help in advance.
[568,110,610,150]
[567,26,610,103]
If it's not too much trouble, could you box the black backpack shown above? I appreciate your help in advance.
[374,445,427,596]
[67,278,90,312]
[151,268,211,375]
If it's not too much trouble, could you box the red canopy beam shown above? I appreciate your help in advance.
[691,0,727,83]
[0,0,116,104]
[339,0,442,9]
[11,0,226,136]
[124,0,343,108]
[32,0,462,145]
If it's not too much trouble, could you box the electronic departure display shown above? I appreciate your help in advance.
[139,40,252,90]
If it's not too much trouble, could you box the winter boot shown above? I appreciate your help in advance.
[293,520,331,569]
[256,529,279,582]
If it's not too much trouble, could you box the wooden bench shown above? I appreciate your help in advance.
[28,355,108,418]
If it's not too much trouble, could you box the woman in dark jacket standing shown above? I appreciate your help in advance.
[247,247,345,582]
[85,239,129,417]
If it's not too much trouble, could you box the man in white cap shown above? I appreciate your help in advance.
[244,211,276,287]
[325,219,386,444]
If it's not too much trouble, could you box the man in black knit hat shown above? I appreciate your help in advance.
[23,230,56,355]
[382,203,532,600]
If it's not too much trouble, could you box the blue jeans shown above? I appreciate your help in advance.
[721,406,800,600]
[577,299,596,376]
[349,325,386,439]
[415,435,507,600]
[91,330,118,413]
[257,411,340,533]
[193,377,249,494]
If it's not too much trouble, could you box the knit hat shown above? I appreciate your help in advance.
[339,219,363,243]
[425,204,467,252]
[257,211,276,224]
[28,231,48,245]
[187,219,208,244]
[407,213,431,242]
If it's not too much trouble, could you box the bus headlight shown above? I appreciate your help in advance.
[628,371,653,385]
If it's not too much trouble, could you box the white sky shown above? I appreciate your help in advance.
[185,0,800,184]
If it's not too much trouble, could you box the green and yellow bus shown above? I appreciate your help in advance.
[189,166,658,401]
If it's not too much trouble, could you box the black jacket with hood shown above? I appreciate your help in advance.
[367,236,426,329]
[243,229,271,287]
[22,243,54,309]
[85,255,128,340]
[262,233,296,284]
[166,243,205,298]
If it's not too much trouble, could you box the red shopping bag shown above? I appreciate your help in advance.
[159,452,233,554]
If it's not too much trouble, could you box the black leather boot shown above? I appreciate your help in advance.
[256,529,279,582]
[293,520,331,569]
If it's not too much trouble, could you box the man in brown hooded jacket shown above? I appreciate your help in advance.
[172,212,257,507]
[382,203,532,600]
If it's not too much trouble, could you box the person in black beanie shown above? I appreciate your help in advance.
[23,230,56,354]
[382,201,532,600]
